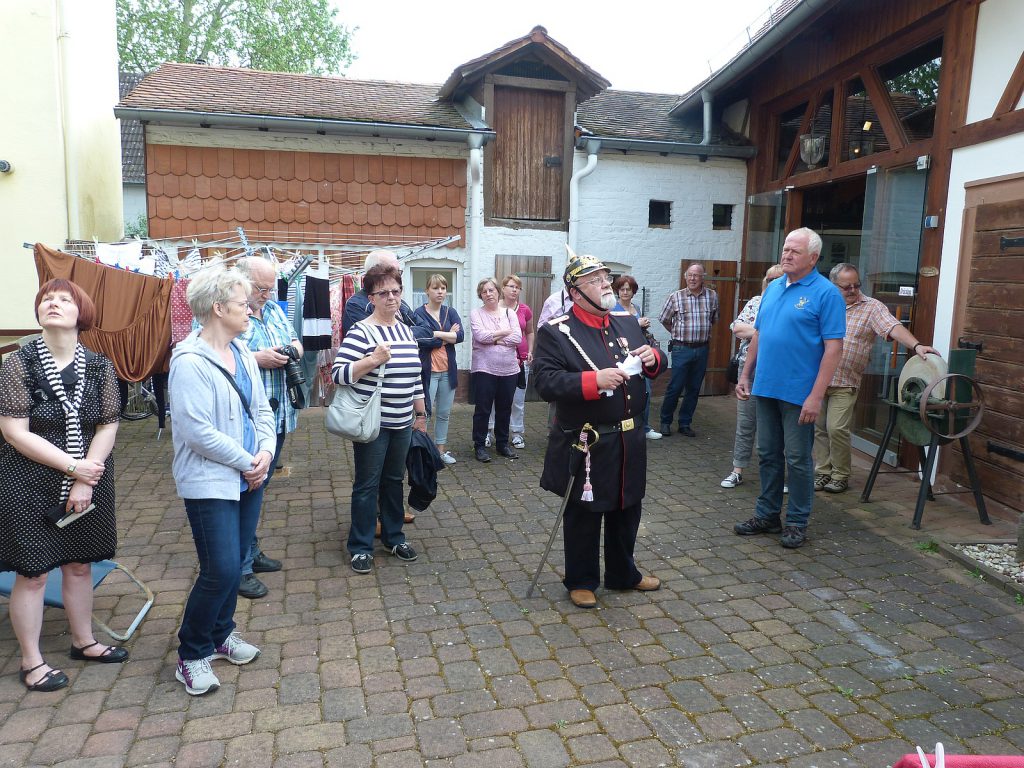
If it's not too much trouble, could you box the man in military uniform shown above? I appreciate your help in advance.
[533,251,667,608]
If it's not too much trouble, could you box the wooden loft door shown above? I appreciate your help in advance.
[491,86,565,221]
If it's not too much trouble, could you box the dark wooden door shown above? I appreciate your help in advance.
[948,190,1024,512]
[491,87,564,221]
[688,259,739,396]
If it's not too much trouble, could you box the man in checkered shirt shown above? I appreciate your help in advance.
[657,264,719,437]
[813,263,938,495]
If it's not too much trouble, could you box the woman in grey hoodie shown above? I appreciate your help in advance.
[169,264,276,696]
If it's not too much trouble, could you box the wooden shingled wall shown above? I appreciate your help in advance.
[145,145,467,243]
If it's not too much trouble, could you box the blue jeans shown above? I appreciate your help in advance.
[350,426,412,556]
[754,397,814,528]
[179,489,264,660]
[659,345,709,428]
[242,430,286,576]
[428,372,456,447]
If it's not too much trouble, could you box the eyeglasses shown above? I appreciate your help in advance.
[578,274,612,288]
[252,284,274,296]
[837,282,861,292]
[220,300,251,310]
[371,289,403,299]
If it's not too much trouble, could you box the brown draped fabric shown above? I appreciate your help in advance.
[34,243,173,382]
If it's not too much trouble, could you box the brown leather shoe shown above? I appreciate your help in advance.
[569,589,597,608]
[633,575,661,591]
[404,512,416,524]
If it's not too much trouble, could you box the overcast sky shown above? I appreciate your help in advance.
[338,0,778,95]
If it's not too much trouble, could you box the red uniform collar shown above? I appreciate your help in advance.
[572,303,610,328]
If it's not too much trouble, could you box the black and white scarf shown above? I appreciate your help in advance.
[35,339,87,503]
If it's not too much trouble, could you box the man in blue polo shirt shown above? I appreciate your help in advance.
[733,228,845,548]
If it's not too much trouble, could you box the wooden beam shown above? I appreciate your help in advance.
[760,138,935,191]
[862,66,907,151]
[828,80,846,169]
[490,74,573,93]
[994,50,1024,116]
[949,107,1024,149]
[942,1,979,130]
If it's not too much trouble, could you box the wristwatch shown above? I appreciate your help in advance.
[415,412,426,418]
[65,462,77,475]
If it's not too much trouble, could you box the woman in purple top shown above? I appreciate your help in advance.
[470,277,521,463]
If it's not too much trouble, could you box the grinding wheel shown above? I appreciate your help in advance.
[897,353,947,405]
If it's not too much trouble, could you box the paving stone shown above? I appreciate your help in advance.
[515,729,571,768]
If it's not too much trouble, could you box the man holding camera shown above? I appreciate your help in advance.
[234,256,304,599]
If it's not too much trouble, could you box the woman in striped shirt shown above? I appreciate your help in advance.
[332,264,426,575]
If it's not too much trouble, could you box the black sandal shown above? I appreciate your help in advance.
[19,662,69,692]
[69,641,129,664]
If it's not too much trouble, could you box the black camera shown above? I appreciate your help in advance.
[278,345,306,410]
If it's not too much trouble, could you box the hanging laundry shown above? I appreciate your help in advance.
[95,241,156,275]
[170,278,194,344]
[301,274,332,351]
[34,243,173,381]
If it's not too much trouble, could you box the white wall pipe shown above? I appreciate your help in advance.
[568,138,601,252]
[466,133,484,315]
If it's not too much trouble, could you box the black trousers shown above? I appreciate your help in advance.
[562,500,643,591]
[472,372,517,448]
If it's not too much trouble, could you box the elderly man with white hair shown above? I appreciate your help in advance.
[231,255,303,600]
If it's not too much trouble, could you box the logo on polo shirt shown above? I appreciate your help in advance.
[795,297,810,310]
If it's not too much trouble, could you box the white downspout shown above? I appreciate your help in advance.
[568,138,600,252]
[56,0,80,238]
[466,133,484,341]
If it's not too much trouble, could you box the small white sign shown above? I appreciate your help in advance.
[898,286,915,297]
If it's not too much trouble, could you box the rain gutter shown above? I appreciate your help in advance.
[590,136,755,159]
[112,107,496,144]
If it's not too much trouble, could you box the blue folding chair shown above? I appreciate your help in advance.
[0,560,154,641]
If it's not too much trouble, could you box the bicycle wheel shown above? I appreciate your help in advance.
[121,379,158,421]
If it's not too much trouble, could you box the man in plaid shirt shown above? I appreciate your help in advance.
[657,264,719,437]
[814,263,938,494]
[234,256,304,598]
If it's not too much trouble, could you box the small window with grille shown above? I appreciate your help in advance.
[713,204,734,230]
[649,200,672,228]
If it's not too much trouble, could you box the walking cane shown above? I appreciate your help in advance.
[526,425,596,598]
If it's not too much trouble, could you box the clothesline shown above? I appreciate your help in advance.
[42,230,460,287]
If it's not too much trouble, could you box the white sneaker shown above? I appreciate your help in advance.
[720,472,743,488]
[484,433,493,448]
[176,657,220,696]
[645,429,662,440]
[440,451,457,465]
[511,434,526,449]
[211,632,261,665]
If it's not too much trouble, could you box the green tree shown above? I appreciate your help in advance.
[117,0,355,75]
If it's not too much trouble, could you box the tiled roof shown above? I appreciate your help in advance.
[437,26,610,102]
[145,145,466,244]
[119,71,146,183]
[577,90,749,146]
[120,62,473,130]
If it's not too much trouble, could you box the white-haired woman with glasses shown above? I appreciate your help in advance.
[332,264,426,576]
[169,263,277,696]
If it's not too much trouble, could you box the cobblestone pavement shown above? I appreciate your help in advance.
[1,396,1022,767]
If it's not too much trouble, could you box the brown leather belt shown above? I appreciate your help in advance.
[670,340,709,349]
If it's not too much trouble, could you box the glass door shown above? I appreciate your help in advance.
[850,163,929,463]
[743,191,788,302]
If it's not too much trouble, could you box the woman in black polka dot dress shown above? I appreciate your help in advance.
[0,279,128,692]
